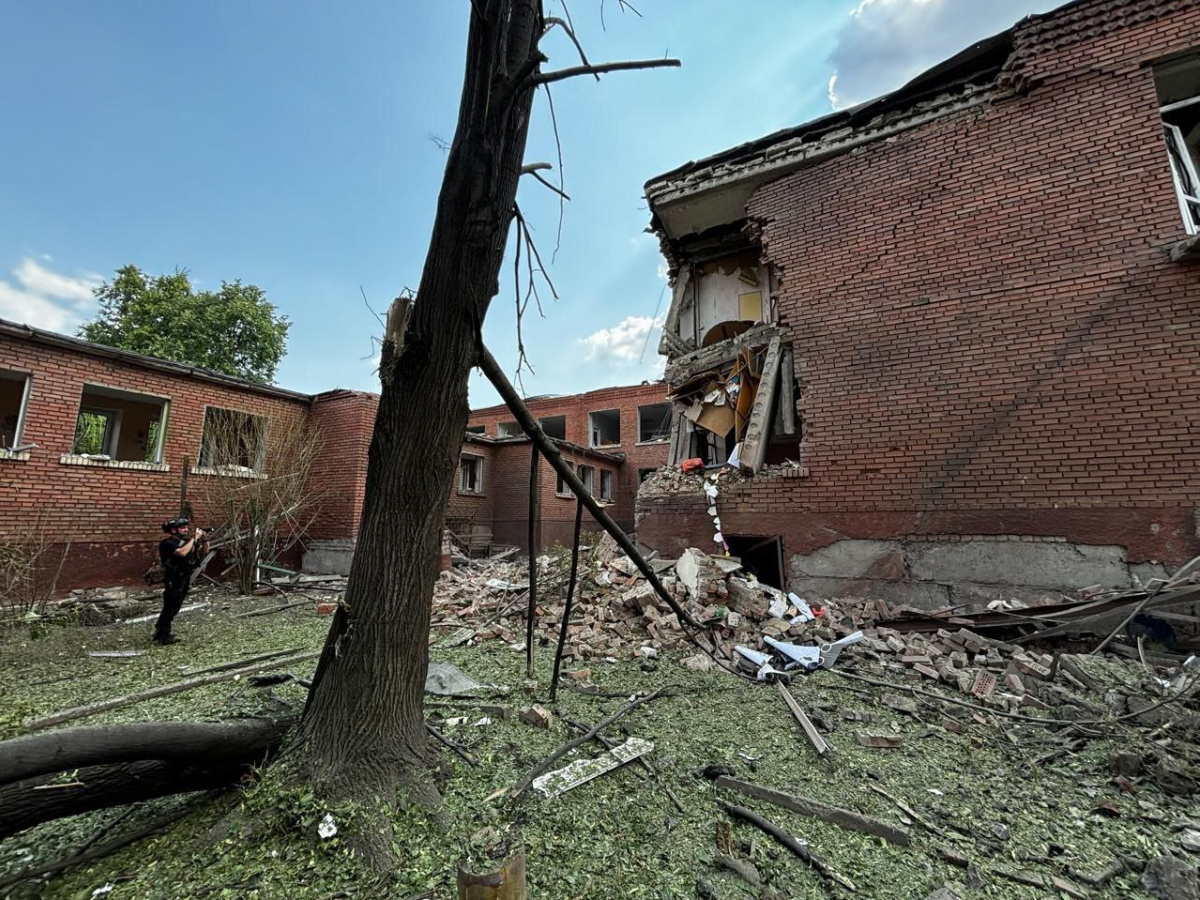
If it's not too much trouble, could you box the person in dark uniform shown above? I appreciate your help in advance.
[155,518,209,645]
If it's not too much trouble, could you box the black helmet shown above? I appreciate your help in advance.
[162,517,190,533]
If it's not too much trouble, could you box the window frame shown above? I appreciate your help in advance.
[198,405,268,473]
[497,421,522,437]
[74,405,123,457]
[588,408,621,448]
[636,402,672,444]
[0,370,33,455]
[555,461,575,497]
[459,453,485,494]
[577,464,596,496]
[598,468,614,501]
[1164,118,1200,235]
[465,424,485,435]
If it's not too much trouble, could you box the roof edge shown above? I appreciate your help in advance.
[0,317,313,403]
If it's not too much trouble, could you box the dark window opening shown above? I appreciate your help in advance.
[539,415,566,440]
[0,371,31,451]
[588,409,620,447]
[578,464,596,495]
[725,534,784,591]
[74,384,168,463]
[1156,53,1200,234]
[498,421,522,437]
[459,454,484,493]
[637,403,671,442]
[200,407,265,471]
[465,425,485,435]
[556,461,574,496]
[599,469,613,501]
[638,467,657,483]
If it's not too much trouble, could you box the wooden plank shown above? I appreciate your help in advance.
[777,681,830,757]
[715,776,911,846]
[739,336,782,474]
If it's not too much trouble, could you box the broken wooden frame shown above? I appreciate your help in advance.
[661,324,795,473]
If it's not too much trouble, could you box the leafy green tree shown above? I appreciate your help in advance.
[78,265,290,384]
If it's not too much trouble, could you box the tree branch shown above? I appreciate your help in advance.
[527,57,679,88]
[530,169,571,201]
[521,162,553,173]
[543,16,601,81]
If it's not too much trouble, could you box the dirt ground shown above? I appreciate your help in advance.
[2,580,1198,900]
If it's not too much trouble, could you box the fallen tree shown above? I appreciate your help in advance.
[0,718,295,787]
[0,716,293,839]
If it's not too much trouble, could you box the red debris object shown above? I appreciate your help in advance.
[681,458,704,474]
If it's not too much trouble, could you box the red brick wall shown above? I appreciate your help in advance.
[469,381,671,529]
[641,0,1200,567]
[0,335,312,588]
[309,390,378,541]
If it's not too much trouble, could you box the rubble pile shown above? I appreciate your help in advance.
[436,538,1200,730]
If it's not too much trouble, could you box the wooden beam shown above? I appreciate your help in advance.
[715,776,911,846]
[739,336,782,474]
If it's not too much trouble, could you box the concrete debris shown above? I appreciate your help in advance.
[519,704,553,729]
[1142,854,1200,900]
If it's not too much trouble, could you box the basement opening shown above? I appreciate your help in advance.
[725,534,784,591]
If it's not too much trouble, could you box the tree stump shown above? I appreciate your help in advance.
[457,850,526,900]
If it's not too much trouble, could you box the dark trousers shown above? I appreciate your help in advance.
[155,570,190,639]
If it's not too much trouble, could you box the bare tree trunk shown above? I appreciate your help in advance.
[297,0,544,868]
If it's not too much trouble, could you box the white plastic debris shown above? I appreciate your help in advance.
[472,717,493,727]
[92,885,114,899]
[317,814,338,840]
[768,596,789,619]
[788,592,814,623]
[425,661,485,696]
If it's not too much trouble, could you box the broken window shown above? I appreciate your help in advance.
[637,403,671,443]
[459,454,484,493]
[556,461,574,496]
[72,385,168,463]
[1156,54,1200,234]
[638,467,657,483]
[588,409,620,447]
[578,464,595,495]
[199,407,266,471]
[539,415,566,440]
[465,425,485,435]
[599,469,613,501]
[0,370,31,452]
[497,421,521,437]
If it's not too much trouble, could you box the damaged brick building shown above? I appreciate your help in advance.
[0,316,668,587]
[636,0,1200,607]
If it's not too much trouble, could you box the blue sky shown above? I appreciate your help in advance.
[0,0,1057,406]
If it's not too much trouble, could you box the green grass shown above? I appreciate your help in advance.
[2,592,1196,899]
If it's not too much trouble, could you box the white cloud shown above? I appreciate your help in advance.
[581,315,658,364]
[0,258,103,332]
[826,0,1057,110]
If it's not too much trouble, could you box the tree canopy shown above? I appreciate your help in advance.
[78,265,291,384]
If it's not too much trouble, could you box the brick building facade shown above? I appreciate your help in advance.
[0,317,668,588]
[637,0,1200,606]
